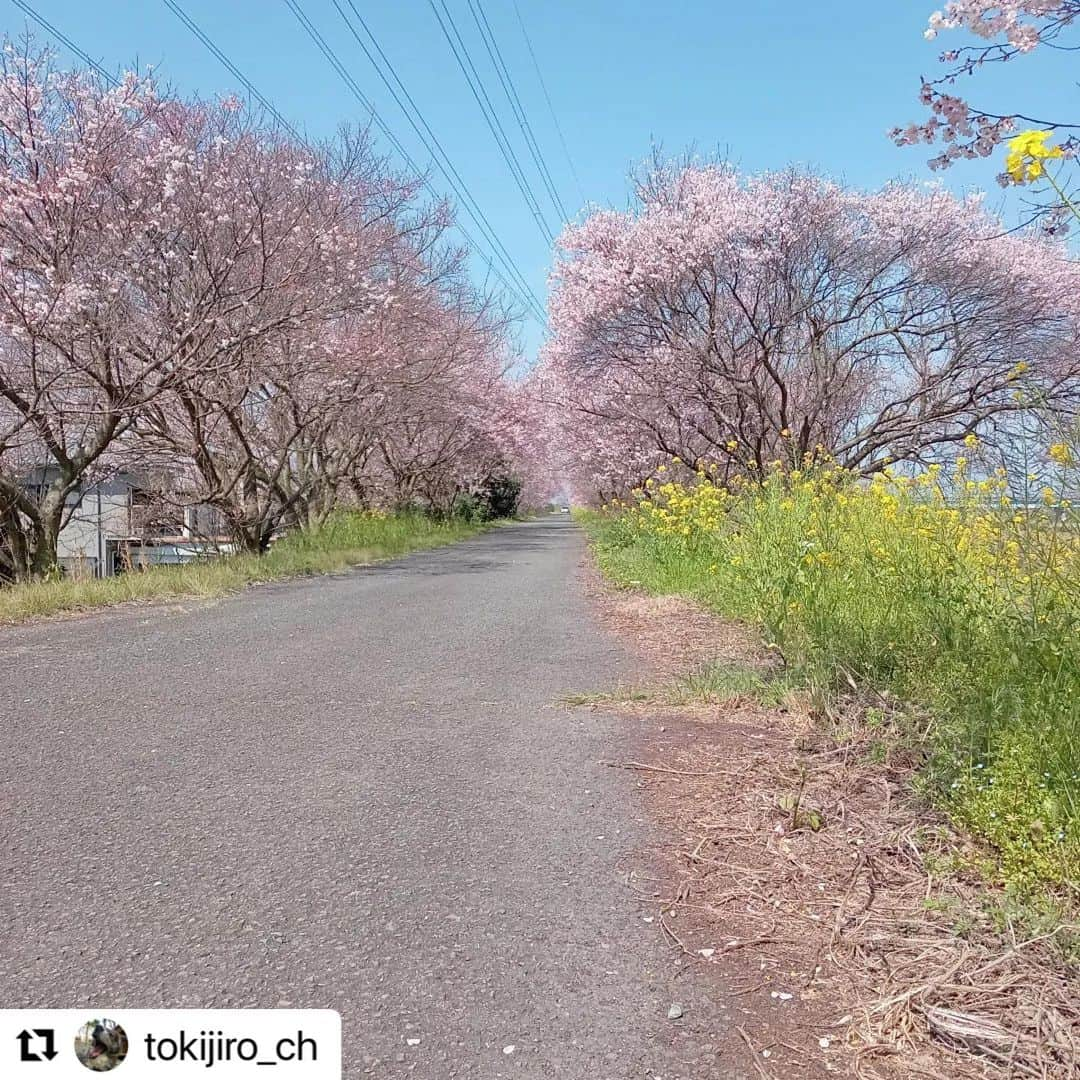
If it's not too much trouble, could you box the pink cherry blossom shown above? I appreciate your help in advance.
[533,162,1080,502]
[895,3,1080,191]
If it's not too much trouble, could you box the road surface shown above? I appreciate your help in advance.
[1,518,730,1078]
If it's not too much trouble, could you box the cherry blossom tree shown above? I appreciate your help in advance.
[0,40,527,579]
[364,277,518,516]
[538,162,1080,501]
[0,44,189,580]
[130,103,427,554]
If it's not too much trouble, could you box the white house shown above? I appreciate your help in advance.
[21,468,233,578]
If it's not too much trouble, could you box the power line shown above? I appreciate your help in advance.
[283,0,546,324]
[162,0,305,142]
[467,0,568,225]
[285,0,543,322]
[9,0,116,83]
[426,0,555,246]
[16,0,303,142]
[330,0,546,322]
[429,0,554,244]
[15,0,546,324]
[511,0,585,209]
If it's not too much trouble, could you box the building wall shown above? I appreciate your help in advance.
[56,489,133,577]
[42,474,231,579]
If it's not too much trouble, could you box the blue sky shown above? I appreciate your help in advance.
[4,1,1075,361]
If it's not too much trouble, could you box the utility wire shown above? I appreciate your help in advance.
[331,0,545,321]
[427,0,555,246]
[18,0,302,142]
[23,0,548,321]
[284,0,546,323]
[162,0,305,142]
[9,0,116,83]
[511,0,585,208]
[467,0,568,225]
[287,0,543,322]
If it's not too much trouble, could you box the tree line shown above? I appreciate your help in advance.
[0,42,527,583]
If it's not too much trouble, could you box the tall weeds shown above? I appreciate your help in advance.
[585,447,1079,889]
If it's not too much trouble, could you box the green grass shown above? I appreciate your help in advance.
[670,662,800,707]
[577,460,1080,893]
[0,510,489,625]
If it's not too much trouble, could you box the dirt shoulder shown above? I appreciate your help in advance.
[580,560,1079,1080]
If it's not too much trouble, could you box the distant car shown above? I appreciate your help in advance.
[560,505,570,513]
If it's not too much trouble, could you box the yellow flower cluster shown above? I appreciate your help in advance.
[1004,129,1064,183]
[624,468,732,540]
[1049,442,1074,467]
[600,447,1079,886]
[616,456,1077,610]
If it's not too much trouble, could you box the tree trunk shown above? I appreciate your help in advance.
[0,503,31,583]
[229,513,277,556]
[231,523,266,557]
[29,523,61,579]
[1,487,66,583]
[28,490,66,580]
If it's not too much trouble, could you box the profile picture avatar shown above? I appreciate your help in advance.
[74,1019,128,1072]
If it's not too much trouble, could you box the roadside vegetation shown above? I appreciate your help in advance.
[0,509,491,626]
[581,441,1080,895]
[585,580,1079,1078]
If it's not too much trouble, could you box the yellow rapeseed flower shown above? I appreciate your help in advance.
[1048,442,1074,466]
[1004,130,1064,183]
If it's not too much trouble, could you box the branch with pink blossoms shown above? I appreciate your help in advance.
[893,3,1080,223]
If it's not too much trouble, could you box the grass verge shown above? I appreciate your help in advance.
[576,454,1080,894]
[0,510,490,625]
[565,662,799,709]
[581,569,1079,1078]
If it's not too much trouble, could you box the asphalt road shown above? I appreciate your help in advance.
[1,518,730,1078]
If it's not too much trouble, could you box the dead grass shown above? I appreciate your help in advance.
[581,561,1080,1079]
